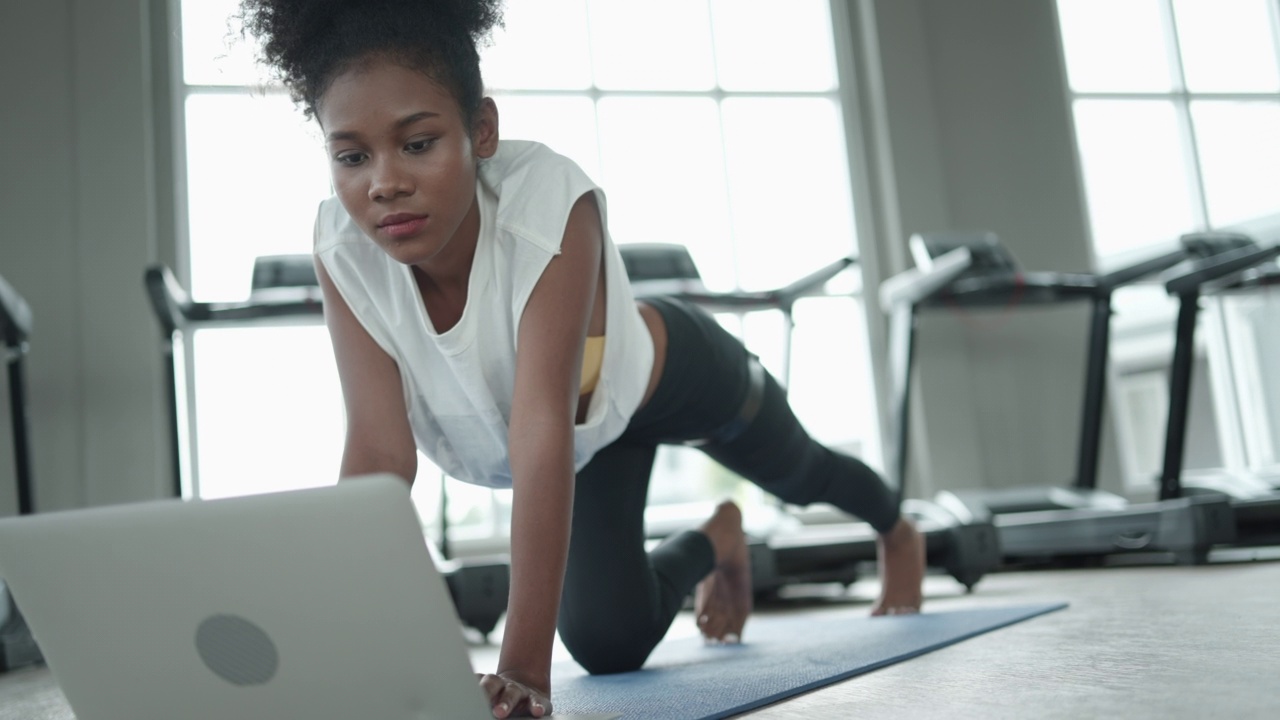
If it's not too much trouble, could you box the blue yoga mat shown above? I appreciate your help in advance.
[552,602,1066,719]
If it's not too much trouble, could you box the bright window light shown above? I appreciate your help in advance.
[720,97,854,291]
[1173,0,1280,93]
[1191,101,1280,227]
[184,93,329,301]
[480,0,593,90]
[1057,0,1175,93]
[1072,100,1197,257]
[710,0,837,92]
[587,0,716,90]
[596,96,736,290]
[181,0,265,86]
[190,325,343,499]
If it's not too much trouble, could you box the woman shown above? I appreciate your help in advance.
[240,1,925,717]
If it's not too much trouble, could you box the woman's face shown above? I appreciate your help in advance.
[317,57,497,268]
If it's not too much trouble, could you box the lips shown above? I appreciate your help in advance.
[377,213,428,240]
[378,212,427,228]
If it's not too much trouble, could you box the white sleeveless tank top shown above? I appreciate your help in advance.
[313,140,654,488]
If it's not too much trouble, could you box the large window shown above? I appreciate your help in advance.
[174,0,879,550]
[1057,0,1280,489]
[1057,0,1280,265]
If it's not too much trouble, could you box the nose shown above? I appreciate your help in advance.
[368,157,414,201]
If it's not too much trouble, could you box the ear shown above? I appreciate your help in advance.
[472,97,499,159]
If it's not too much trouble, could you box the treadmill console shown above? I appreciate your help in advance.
[1180,231,1256,260]
[909,232,1019,278]
[249,254,322,303]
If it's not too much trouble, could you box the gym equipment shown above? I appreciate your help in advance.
[620,243,857,386]
[892,232,1235,566]
[0,272,45,672]
[1158,232,1280,547]
[622,243,1001,593]
[143,261,509,638]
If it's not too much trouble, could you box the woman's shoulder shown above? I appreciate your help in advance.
[312,196,398,290]
[313,195,366,254]
[483,139,585,179]
[482,140,603,254]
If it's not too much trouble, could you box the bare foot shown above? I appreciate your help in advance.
[694,501,753,643]
[870,517,925,616]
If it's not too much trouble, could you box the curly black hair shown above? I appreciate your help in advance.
[238,0,504,127]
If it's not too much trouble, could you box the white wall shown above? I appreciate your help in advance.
[0,0,170,516]
[847,0,1126,497]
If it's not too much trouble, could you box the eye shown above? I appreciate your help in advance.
[334,151,366,167]
[405,137,437,154]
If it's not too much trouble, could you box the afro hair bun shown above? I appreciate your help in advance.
[238,0,504,119]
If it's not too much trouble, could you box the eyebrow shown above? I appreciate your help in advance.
[325,111,441,142]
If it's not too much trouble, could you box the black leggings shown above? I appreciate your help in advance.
[556,297,900,675]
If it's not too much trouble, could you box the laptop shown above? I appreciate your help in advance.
[0,474,618,720]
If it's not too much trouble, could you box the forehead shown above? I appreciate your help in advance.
[317,59,461,133]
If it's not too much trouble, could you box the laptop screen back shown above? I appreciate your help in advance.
[0,475,492,720]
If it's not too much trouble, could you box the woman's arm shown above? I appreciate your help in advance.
[486,192,604,718]
[315,260,418,484]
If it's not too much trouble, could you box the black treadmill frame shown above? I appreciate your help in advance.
[0,273,45,671]
[891,235,1235,566]
[1158,244,1280,547]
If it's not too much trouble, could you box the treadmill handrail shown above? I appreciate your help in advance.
[1203,262,1280,293]
[144,264,193,337]
[634,255,858,314]
[145,263,326,334]
[879,247,974,309]
[773,255,858,305]
[1165,244,1280,295]
[1097,248,1188,291]
[0,273,33,345]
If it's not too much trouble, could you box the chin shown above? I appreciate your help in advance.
[380,238,439,267]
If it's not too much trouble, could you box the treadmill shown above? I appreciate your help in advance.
[893,232,1235,566]
[623,244,1002,593]
[0,273,45,671]
[143,262,510,638]
[1157,232,1280,547]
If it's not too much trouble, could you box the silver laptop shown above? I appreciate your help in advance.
[0,474,617,720]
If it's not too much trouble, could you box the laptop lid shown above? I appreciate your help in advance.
[0,475,505,720]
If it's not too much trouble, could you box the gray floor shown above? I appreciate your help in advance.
[4,550,1280,719]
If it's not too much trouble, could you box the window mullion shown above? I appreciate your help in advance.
[704,0,744,293]
[1161,0,1210,231]
[1270,0,1280,90]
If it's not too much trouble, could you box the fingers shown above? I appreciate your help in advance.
[871,605,921,616]
[697,611,723,642]
[495,681,526,718]
[698,612,743,644]
[477,673,553,718]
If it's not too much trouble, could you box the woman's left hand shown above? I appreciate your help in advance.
[477,671,552,718]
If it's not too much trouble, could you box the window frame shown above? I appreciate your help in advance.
[1057,0,1280,272]
[163,0,882,551]
[1053,0,1280,492]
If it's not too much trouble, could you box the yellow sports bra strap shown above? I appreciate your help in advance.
[580,335,606,394]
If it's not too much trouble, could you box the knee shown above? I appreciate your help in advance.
[559,623,654,675]
[753,447,829,506]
